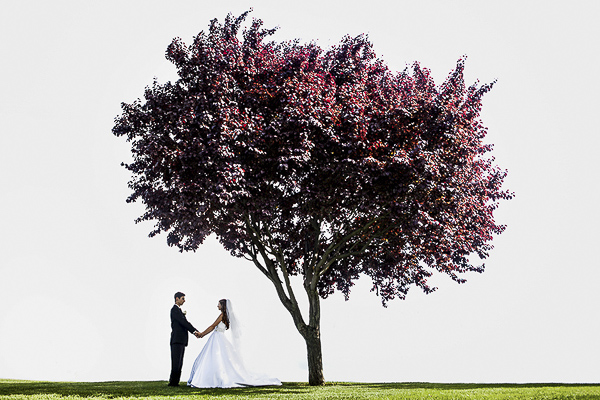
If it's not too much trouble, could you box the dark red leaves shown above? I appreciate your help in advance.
[113,11,512,305]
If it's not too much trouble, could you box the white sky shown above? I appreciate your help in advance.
[1,0,599,384]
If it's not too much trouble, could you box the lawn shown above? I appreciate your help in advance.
[1,380,599,399]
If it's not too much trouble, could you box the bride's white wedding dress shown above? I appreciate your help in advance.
[187,321,281,388]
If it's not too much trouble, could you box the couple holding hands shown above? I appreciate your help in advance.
[169,292,281,388]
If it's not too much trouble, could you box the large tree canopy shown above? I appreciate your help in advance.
[113,11,512,385]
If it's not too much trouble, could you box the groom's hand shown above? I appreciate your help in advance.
[193,331,201,338]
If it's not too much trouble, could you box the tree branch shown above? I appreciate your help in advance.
[312,212,391,286]
[243,214,307,331]
[241,243,271,280]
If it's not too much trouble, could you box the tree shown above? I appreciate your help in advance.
[113,11,513,385]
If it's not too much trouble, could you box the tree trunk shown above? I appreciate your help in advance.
[245,220,326,385]
[275,287,325,385]
[305,326,325,385]
[304,282,324,385]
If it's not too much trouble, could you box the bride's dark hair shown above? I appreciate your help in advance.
[219,299,229,329]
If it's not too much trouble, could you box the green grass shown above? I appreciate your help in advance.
[1,380,599,399]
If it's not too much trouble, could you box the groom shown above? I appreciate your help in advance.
[169,292,201,387]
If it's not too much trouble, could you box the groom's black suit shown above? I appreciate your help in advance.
[169,305,198,386]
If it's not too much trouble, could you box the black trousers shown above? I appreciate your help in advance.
[169,343,186,386]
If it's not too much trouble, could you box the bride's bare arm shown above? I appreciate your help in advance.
[200,313,223,337]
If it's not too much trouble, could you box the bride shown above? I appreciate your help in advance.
[187,299,282,388]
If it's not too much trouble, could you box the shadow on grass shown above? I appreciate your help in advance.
[1,380,599,398]
[0,381,320,398]
[349,382,600,390]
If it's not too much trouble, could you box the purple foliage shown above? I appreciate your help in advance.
[113,11,512,306]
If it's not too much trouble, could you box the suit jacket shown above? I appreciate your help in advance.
[170,305,198,346]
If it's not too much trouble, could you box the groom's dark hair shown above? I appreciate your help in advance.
[174,292,185,300]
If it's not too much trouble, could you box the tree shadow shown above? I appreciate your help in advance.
[341,382,600,390]
[1,380,598,398]
[0,381,314,398]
